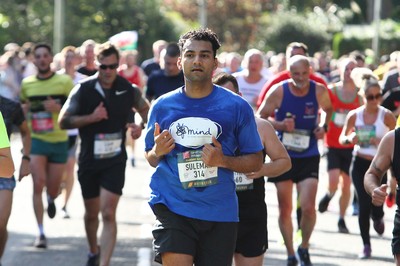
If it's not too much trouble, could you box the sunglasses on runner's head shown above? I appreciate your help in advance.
[365,93,382,101]
[98,63,119,70]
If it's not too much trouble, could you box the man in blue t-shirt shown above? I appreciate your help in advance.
[59,43,150,266]
[145,42,184,102]
[144,29,263,266]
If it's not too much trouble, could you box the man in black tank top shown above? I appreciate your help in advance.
[365,128,400,265]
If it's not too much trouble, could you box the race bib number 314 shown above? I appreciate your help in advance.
[177,150,218,189]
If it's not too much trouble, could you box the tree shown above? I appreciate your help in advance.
[162,0,271,53]
[0,0,179,61]
[259,10,331,55]
[0,0,53,48]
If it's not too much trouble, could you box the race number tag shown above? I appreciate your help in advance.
[177,150,218,189]
[333,110,348,127]
[282,129,311,152]
[94,132,122,159]
[234,172,253,191]
[356,125,376,148]
[31,112,54,133]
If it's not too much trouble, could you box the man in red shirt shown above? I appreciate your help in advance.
[256,42,328,109]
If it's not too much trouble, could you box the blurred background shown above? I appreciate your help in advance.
[0,0,399,66]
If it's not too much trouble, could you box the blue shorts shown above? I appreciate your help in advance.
[0,177,16,191]
[31,138,68,163]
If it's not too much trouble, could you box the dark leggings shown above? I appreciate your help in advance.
[350,156,386,246]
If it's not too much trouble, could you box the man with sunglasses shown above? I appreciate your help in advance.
[59,42,150,266]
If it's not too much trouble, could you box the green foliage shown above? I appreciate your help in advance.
[0,0,398,62]
[260,10,331,55]
[332,32,364,58]
[161,0,271,53]
[0,0,179,61]
[332,19,400,58]
[0,0,53,46]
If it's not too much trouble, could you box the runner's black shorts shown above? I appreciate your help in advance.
[152,204,237,266]
[78,162,126,199]
[268,156,319,183]
[327,147,353,174]
[235,217,268,257]
[392,191,400,255]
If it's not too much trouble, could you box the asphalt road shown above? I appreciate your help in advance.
[2,134,397,265]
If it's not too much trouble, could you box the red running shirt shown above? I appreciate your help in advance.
[325,83,362,148]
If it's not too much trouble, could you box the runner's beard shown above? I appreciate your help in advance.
[38,67,51,75]
[292,81,306,90]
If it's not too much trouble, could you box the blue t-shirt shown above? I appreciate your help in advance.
[145,70,184,101]
[145,85,263,222]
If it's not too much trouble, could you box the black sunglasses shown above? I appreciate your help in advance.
[365,93,382,101]
[98,63,119,70]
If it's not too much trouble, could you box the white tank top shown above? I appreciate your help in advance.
[233,74,267,108]
[353,105,389,157]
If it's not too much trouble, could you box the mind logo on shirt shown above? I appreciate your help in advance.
[170,117,222,148]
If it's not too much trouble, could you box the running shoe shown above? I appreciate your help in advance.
[386,192,395,208]
[352,202,359,216]
[62,207,70,219]
[318,194,331,213]
[86,253,100,266]
[297,247,312,266]
[338,218,349,234]
[287,255,298,266]
[358,244,371,259]
[373,218,385,235]
[34,234,47,248]
[47,200,56,219]
[294,229,302,245]
[86,246,101,266]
